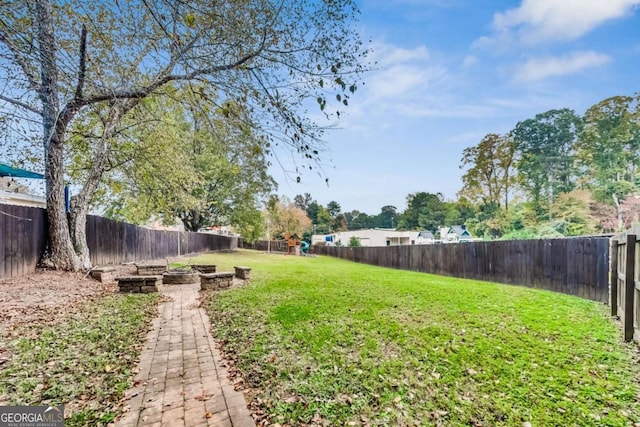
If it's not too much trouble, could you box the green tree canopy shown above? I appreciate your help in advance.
[512,109,583,217]
[94,86,274,237]
[375,205,398,228]
[266,196,312,239]
[0,0,368,270]
[398,192,447,232]
[459,133,516,210]
[579,95,640,229]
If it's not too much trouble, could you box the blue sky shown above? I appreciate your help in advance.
[272,0,640,214]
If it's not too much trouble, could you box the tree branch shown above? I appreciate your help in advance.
[74,25,87,102]
[83,46,264,106]
[0,23,41,92]
[0,93,42,115]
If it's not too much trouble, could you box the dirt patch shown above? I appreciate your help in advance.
[0,254,226,334]
[0,266,137,333]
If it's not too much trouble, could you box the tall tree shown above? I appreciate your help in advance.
[326,200,344,231]
[579,95,640,229]
[549,190,597,236]
[265,197,312,239]
[95,87,275,234]
[306,200,332,233]
[512,109,583,217]
[398,192,447,231]
[459,133,516,210]
[376,205,398,228]
[294,193,313,212]
[348,211,373,230]
[0,0,367,270]
[326,201,342,219]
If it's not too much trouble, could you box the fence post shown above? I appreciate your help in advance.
[624,234,635,342]
[610,239,618,316]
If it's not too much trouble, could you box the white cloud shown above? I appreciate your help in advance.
[513,51,610,82]
[342,41,503,125]
[479,0,640,46]
[367,64,446,99]
[351,41,448,107]
[462,55,478,68]
[395,102,495,119]
[369,42,430,65]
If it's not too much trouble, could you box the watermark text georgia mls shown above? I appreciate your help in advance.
[0,405,64,427]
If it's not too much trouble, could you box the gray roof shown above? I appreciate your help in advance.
[450,225,472,238]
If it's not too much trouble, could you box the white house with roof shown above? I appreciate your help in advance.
[0,169,46,208]
[416,230,435,244]
[312,228,422,247]
[0,190,46,208]
[312,226,474,247]
[439,225,474,243]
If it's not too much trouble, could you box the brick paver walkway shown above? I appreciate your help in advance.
[116,283,255,427]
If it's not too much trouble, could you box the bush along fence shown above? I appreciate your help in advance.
[312,237,610,303]
[0,205,238,280]
[610,227,640,343]
[240,239,288,253]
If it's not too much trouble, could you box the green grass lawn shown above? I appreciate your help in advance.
[0,293,159,426]
[196,250,640,427]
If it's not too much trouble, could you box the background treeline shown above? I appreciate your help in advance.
[88,91,639,242]
[291,94,640,240]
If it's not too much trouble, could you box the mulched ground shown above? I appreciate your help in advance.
[0,262,146,333]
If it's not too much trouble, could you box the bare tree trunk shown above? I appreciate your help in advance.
[180,210,202,232]
[504,184,509,211]
[44,135,82,270]
[614,193,623,231]
[69,102,135,269]
[37,0,81,270]
[69,135,109,270]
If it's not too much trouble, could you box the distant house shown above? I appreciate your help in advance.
[416,230,435,245]
[312,228,420,247]
[0,190,46,208]
[441,225,474,243]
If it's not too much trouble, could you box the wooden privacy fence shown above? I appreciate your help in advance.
[312,237,610,303]
[240,239,288,252]
[0,205,237,280]
[85,215,237,266]
[0,205,48,280]
[610,233,640,342]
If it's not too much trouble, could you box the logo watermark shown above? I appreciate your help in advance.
[0,405,64,427]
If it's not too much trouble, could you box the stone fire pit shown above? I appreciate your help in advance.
[191,264,217,274]
[162,268,200,285]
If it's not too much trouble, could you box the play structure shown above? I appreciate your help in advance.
[283,234,310,255]
[285,233,301,255]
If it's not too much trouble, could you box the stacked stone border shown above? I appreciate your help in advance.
[117,275,162,293]
[192,264,217,273]
[234,266,252,280]
[136,263,167,275]
[90,266,116,283]
[162,271,201,285]
[200,272,234,291]
[115,262,253,293]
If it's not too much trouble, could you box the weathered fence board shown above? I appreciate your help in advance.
[240,239,288,252]
[609,232,640,342]
[312,237,610,303]
[0,205,48,280]
[0,206,237,280]
[84,215,237,266]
